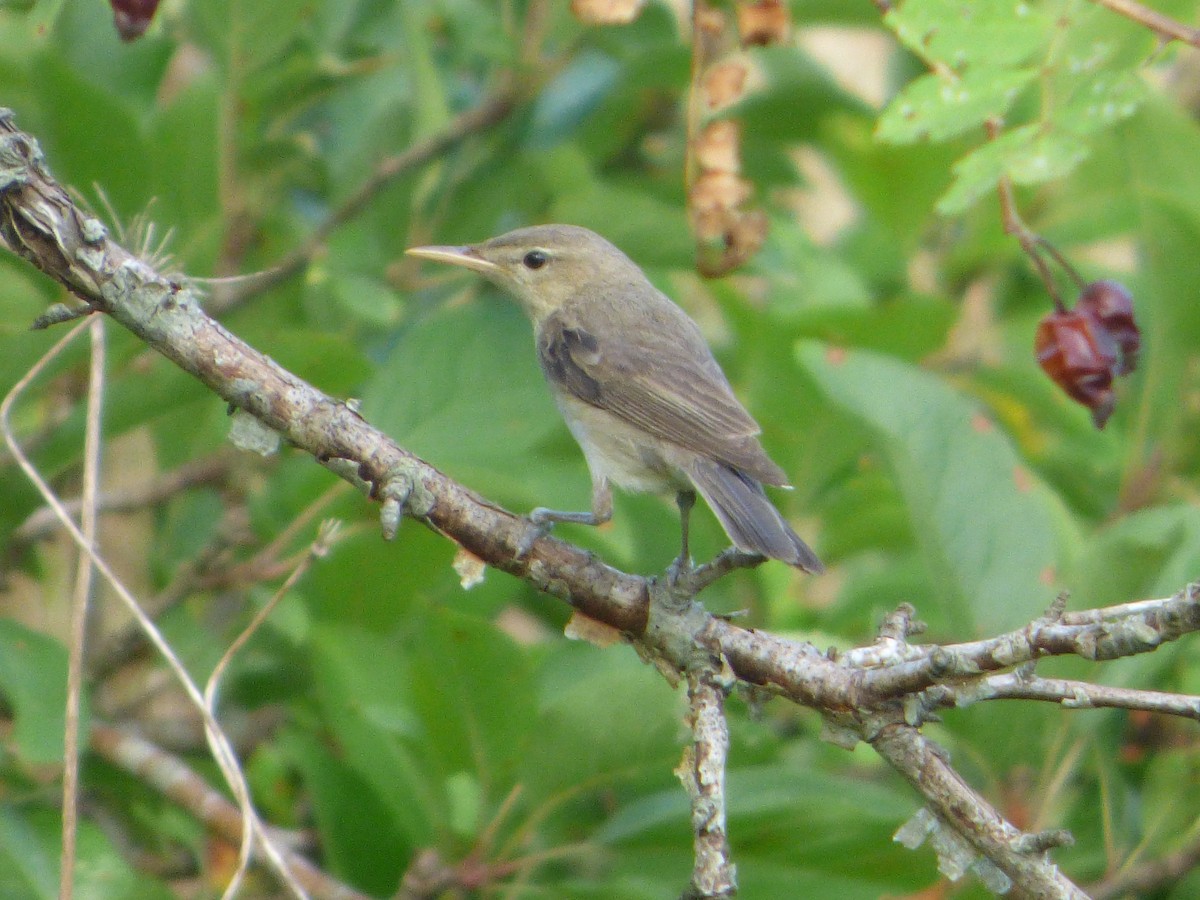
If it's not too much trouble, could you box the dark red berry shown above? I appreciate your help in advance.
[1035,310,1117,428]
[110,0,161,41]
[1076,280,1140,375]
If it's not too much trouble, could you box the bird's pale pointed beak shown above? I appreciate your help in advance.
[405,244,500,276]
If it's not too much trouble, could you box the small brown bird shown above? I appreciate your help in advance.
[406,225,822,573]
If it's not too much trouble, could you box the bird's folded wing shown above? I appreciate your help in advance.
[538,308,788,486]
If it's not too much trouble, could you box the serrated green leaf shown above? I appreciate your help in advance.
[800,343,1064,633]
[1059,70,1146,136]
[936,124,1089,214]
[885,0,1050,70]
[1005,130,1090,185]
[877,68,1035,144]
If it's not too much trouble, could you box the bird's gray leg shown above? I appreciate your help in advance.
[519,477,613,557]
[668,489,697,583]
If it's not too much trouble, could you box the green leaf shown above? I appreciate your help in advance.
[1058,71,1146,137]
[309,623,441,847]
[599,762,927,895]
[522,643,680,798]
[0,621,85,764]
[800,343,1065,633]
[528,50,622,149]
[0,805,55,899]
[406,607,536,798]
[283,730,404,894]
[877,69,1035,144]
[1074,505,1200,606]
[600,763,912,843]
[724,46,869,141]
[362,301,561,472]
[326,275,404,328]
[885,0,1050,70]
[146,78,221,235]
[754,220,873,316]
[0,805,171,900]
[937,124,1089,215]
[30,53,149,219]
[250,329,372,396]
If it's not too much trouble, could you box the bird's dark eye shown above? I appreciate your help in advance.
[523,250,548,270]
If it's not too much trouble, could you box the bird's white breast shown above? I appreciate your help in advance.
[552,393,689,496]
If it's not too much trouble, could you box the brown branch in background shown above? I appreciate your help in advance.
[5,453,236,569]
[87,485,348,685]
[207,89,517,314]
[1089,828,1200,899]
[86,510,248,683]
[89,723,372,900]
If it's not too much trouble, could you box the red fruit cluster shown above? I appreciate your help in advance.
[1035,281,1140,429]
[110,0,160,42]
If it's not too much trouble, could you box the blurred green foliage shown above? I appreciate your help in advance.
[1,0,1199,896]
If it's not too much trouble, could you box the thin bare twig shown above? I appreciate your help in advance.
[964,672,1200,719]
[60,318,105,900]
[6,453,235,564]
[1089,0,1200,49]
[1089,826,1200,899]
[988,119,1070,311]
[853,585,1200,700]
[207,90,516,314]
[0,318,296,900]
[201,522,341,899]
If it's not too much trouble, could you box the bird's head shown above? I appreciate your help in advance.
[407,224,644,322]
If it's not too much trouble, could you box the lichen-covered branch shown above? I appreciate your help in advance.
[679,662,736,899]
[875,724,1083,899]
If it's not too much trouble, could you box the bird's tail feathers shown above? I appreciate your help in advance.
[688,458,824,573]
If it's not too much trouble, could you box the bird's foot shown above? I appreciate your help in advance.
[518,506,605,558]
[516,511,556,559]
